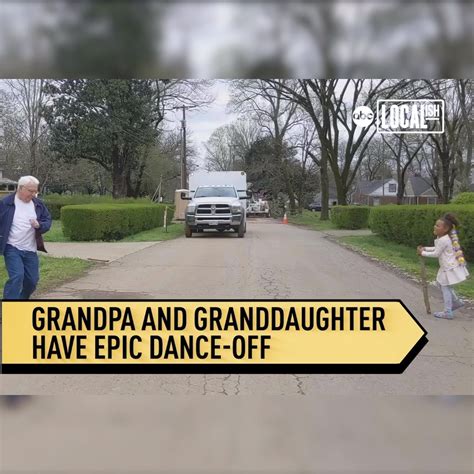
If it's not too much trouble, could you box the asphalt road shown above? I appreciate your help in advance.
[2,396,472,473]
[1,219,472,395]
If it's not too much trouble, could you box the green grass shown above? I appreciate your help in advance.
[44,220,70,242]
[0,255,93,296]
[288,210,339,231]
[44,220,184,242]
[339,235,474,300]
[121,223,184,241]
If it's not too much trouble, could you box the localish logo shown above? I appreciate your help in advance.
[377,99,444,134]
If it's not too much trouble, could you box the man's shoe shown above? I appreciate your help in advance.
[434,311,454,320]
[452,300,465,311]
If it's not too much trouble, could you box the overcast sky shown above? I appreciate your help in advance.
[168,81,238,168]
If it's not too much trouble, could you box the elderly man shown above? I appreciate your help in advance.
[0,176,51,299]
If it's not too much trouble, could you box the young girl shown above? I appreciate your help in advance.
[417,213,469,319]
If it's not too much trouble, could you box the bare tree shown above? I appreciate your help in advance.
[204,125,236,172]
[358,138,394,182]
[426,79,467,203]
[291,121,318,213]
[382,134,428,204]
[271,79,411,215]
[456,79,473,191]
[5,79,47,178]
[230,79,302,213]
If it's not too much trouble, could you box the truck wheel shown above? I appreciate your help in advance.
[185,224,192,238]
[237,220,245,238]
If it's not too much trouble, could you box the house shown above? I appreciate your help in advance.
[403,175,438,204]
[351,178,398,206]
[311,191,338,208]
[0,169,17,197]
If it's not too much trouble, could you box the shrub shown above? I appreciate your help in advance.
[331,206,370,229]
[43,194,153,219]
[369,204,474,261]
[61,204,175,241]
[452,192,474,205]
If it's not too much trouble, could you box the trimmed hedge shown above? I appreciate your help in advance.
[61,204,175,241]
[44,194,153,220]
[452,192,474,205]
[369,204,474,261]
[331,206,370,229]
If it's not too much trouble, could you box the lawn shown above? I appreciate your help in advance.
[121,223,184,242]
[288,210,339,231]
[44,220,70,242]
[339,235,474,300]
[0,255,93,296]
[44,220,184,242]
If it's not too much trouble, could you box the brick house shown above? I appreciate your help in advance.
[352,176,440,206]
[351,179,398,206]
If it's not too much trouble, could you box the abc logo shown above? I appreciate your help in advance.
[352,106,375,127]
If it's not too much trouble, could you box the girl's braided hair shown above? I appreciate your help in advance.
[441,213,466,266]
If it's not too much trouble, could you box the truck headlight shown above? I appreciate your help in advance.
[187,204,196,213]
[231,203,242,213]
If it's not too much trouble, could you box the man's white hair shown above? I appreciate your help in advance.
[18,176,40,188]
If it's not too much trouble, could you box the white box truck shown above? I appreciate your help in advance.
[183,171,248,238]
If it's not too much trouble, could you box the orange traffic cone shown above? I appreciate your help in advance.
[282,212,288,224]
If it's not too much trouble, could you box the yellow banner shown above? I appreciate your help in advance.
[2,300,427,369]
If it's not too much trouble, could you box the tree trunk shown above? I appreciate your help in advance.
[457,80,472,191]
[335,177,348,205]
[396,164,404,205]
[276,138,297,214]
[112,172,127,198]
[320,147,330,220]
[112,146,127,198]
[441,153,450,204]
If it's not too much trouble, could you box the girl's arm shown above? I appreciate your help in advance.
[421,238,447,258]
[423,246,435,252]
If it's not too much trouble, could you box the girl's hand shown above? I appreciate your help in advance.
[417,245,424,256]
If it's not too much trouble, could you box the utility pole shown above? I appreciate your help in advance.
[180,105,187,189]
[228,143,234,171]
[228,143,238,171]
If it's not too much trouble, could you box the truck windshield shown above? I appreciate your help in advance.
[194,187,237,198]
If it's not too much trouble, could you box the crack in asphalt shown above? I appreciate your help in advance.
[234,375,241,395]
[202,375,232,396]
[292,374,308,395]
[260,269,291,299]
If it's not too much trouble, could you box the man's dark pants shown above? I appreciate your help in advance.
[3,244,39,299]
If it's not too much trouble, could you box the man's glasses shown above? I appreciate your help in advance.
[22,187,38,194]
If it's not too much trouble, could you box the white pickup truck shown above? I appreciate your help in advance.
[183,171,248,238]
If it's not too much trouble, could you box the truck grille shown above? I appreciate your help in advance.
[196,204,231,215]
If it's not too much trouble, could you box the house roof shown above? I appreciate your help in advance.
[0,178,17,185]
[407,176,434,196]
[355,179,396,196]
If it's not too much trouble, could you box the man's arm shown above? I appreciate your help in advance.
[37,202,52,234]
